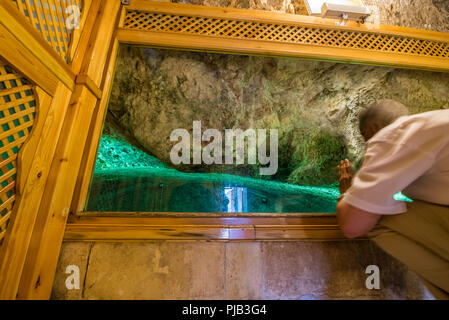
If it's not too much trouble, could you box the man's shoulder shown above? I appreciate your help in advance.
[403,109,449,125]
[368,109,449,145]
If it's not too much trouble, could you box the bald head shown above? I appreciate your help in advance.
[359,99,409,141]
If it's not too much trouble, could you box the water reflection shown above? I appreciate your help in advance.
[224,187,247,213]
[86,168,339,213]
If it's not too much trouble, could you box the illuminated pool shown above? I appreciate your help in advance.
[86,166,339,213]
[85,127,410,214]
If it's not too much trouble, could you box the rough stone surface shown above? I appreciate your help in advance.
[82,242,225,299]
[262,241,430,299]
[171,0,305,15]
[51,242,92,300]
[363,0,449,32]
[51,241,433,300]
[109,46,449,184]
[107,0,449,185]
[225,242,263,299]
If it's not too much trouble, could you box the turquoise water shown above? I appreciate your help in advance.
[87,167,339,213]
[86,132,409,213]
[87,133,340,213]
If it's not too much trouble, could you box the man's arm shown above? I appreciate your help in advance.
[336,135,437,238]
[336,200,382,238]
[336,159,382,238]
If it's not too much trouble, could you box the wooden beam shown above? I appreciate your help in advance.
[0,24,60,96]
[70,39,120,215]
[117,30,449,73]
[79,2,122,87]
[16,86,97,300]
[127,0,449,43]
[75,74,103,99]
[15,0,122,300]
[64,216,350,241]
[0,0,76,92]
[68,0,94,64]
[117,1,449,73]
[69,0,102,75]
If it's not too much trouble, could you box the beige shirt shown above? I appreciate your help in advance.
[344,109,449,215]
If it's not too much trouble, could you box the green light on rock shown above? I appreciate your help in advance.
[88,130,341,213]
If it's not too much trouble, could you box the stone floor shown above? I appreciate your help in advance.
[51,240,434,300]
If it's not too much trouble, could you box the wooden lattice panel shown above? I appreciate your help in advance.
[0,58,36,243]
[123,11,449,59]
[12,0,83,62]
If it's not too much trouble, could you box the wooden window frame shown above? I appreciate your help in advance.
[68,1,449,242]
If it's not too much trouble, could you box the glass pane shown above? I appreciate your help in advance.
[84,45,414,214]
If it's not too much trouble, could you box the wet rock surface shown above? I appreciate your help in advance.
[108,0,449,185]
[109,46,449,185]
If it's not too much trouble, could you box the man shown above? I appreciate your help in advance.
[336,99,449,299]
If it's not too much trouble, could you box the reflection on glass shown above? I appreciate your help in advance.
[86,167,340,213]
[224,187,247,213]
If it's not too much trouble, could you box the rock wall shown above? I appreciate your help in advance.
[108,0,449,185]
[363,0,449,32]
[109,47,449,185]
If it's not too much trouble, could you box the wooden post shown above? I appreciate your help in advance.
[12,0,121,300]
[0,0,77,299]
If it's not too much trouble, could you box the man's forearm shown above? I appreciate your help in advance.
[336,200,382,239]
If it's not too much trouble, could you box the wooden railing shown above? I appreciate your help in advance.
[11,0,84,62]
[117,1,449,72]
[0,0,121,300]
[0,59,36,243]
[0,0,80,248]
